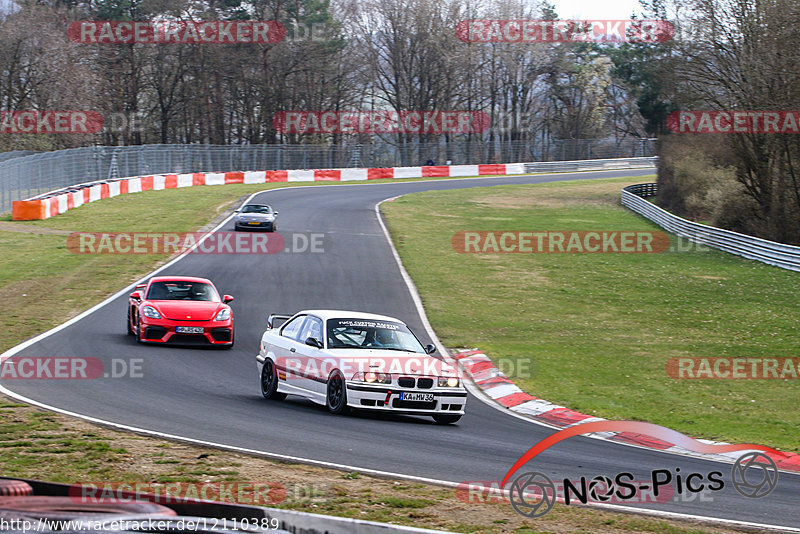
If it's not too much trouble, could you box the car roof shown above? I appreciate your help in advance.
[295,310,407,324]
[148,276,213,284]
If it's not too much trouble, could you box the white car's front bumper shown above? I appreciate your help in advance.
[345,382,467,415]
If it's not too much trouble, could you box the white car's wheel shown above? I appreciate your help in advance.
[260,359,286,401]
[326,370,348,414]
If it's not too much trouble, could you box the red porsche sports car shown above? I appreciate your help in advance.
[127,276,234,348]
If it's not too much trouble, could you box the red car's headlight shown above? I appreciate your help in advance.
[215,308,232,321]
[142,305,161,319]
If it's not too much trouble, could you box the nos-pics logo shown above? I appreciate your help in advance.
[502,421,783,518]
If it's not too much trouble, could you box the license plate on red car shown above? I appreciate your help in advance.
[400,392,433,402]
[176,326,204,334]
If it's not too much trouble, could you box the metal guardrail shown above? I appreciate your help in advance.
[0,150,36,163]
[622,183,800,272]
[524,157,658,173]
[0,141,657,215]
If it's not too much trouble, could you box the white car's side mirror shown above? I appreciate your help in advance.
[305,337,323,349]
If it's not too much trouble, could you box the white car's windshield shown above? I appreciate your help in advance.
[327,318,425,353]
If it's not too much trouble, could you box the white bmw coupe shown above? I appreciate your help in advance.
[256,310,466,424]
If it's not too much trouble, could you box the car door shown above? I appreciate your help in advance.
[270,314,310,395]
[295,315,327,395]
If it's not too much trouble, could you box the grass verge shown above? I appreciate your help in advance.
[0,175,768,533]
[0,400,758,533]
[381,176,800,452]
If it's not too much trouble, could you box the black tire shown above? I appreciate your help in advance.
[136,318,144,344]
[432,414,461,425]
[268,223,276,232]
[326,370,348,414]
[260,359,286,400]
[127,308,133,335]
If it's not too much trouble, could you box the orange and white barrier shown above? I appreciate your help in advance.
[12,163,526,221]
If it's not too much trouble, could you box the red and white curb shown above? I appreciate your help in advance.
[451,348,800,472]
[12,163,525,221]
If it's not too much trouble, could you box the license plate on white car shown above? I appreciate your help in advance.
[176,326,204,334]
[400,392,434,402]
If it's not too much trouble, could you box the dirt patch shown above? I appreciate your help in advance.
[476,259,551,286]
[470,181,637,210]
[0,222,71,235]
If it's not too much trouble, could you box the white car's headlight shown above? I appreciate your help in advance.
[352,371,391,384]
[142,306,161,319]
[438,376,460,387]
[215,308,232,321]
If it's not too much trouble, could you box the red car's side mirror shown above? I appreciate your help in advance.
[223,295,234,303]
[130,291,142,300]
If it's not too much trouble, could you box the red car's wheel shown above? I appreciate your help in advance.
[136,318,145,344]
[127,308,134,335]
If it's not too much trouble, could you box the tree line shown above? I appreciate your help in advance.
[1,0,798,242]
[0,0,670,154]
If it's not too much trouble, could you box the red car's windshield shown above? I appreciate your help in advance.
[146,281,219,302]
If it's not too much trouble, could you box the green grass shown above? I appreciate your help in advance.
[382,176,800,452]
[0,176,761,533]
[0,177,466,353]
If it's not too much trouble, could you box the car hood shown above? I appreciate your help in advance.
[148,300,226,321]
[327,349,454,376]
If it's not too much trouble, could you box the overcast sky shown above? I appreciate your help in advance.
[0,0,18,15]
[549,0,646,19]
[0,0,650,23]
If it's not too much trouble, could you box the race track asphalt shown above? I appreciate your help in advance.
[4,169,798,530]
